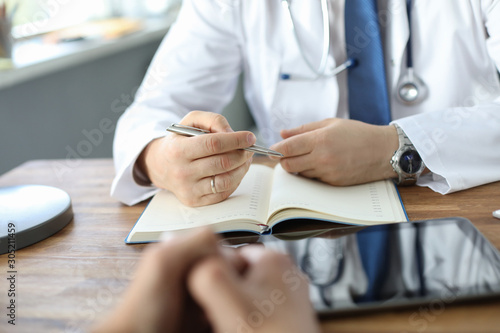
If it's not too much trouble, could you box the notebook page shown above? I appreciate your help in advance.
[133,164,274,233]
[268,164,404,222]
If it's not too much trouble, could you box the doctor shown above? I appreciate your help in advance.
[111,0,500,206]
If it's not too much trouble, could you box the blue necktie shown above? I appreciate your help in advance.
[345,0,391,301]
[345,0,391,125]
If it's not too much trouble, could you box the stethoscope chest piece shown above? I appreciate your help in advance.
[396,68,427,105]
[396,0,427,105]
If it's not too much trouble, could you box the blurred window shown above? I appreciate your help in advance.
[8,0,180,39]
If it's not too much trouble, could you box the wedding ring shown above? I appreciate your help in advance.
[210,175,217,194]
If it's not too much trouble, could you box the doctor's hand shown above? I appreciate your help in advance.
[189,245,321,333]
[137,111,256,207]
[269,118,398,186]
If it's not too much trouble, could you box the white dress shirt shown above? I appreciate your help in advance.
[111,0,500,205]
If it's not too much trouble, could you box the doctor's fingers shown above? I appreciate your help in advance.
[181,111,234,133]
[280,118,336,139]
[191,149,254,179]
[281,148,351,183]
[184,159,252,207]
[182,131,257,160]
[279,154,317,175]
[270,132,315,160]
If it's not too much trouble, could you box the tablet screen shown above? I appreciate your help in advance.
[224,217,500,315]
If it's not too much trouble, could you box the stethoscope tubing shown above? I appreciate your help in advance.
[281,0,426,105]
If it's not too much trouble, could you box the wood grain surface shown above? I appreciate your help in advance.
[0,158,499,333]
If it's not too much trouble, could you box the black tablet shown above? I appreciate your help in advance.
[223,217,500,316]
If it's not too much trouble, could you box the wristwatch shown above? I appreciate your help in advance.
[390,124,425,186]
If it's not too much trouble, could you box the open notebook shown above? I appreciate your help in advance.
[126,164,407,243]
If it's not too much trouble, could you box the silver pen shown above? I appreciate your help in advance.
[166,123,283,157]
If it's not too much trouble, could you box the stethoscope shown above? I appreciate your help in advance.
[396,0,427,104]
[280,0,356,80]
[281,0,427,105]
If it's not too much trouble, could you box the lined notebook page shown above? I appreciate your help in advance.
[132,164,274,233]
[268,164,406,222]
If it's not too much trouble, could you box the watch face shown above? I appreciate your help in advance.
[400,150,423,174]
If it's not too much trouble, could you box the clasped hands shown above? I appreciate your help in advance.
[93,228,320,333]
[138,111,398,207]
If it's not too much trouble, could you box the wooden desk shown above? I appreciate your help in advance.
[1,159,499,332]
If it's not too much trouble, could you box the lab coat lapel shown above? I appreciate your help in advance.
[242,0,282,115]
[262,0,327,112]
[385,0,409,91]
[260,51,281,116]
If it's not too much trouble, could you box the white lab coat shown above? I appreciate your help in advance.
[111,0,500,206]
